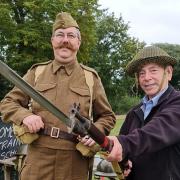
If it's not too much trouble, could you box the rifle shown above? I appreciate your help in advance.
[0,60,126,180]
[0,60,112,151]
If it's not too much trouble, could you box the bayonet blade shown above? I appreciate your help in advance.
[0,60,72,127]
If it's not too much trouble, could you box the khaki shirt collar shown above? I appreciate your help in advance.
[52,59,78,75]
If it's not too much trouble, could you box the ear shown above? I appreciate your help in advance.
[165,66,173,81]
[75,40,81,51]
[77,39,81,48]
[51,36,57,47]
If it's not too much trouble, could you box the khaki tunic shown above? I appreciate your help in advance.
[1,59,116,180]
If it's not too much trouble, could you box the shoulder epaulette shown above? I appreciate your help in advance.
[30,60,52,70]
[80,64,98,78]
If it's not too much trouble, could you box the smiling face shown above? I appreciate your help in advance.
[138,63,173,99]
[51,27,81,64]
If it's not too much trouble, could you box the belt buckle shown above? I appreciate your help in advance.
[50,127,60,138]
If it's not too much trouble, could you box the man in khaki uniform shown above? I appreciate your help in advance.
[0,12,116,180]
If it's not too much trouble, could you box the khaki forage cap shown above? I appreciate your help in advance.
[126,46,177,76]
[52,12,79,33]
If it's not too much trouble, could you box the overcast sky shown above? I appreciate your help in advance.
[99,0,180,45]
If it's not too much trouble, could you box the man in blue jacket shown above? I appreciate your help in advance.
[107,46,180,180]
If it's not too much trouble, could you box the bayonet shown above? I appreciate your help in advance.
[0,60,71,127]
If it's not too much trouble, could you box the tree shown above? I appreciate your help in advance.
[88,12,143,112]
[0,1,144,112]
[154,43,180,90]
[0,0,99,99]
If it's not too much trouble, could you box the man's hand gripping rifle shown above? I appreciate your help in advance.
[69,104,125,180]
[69,103,113,152]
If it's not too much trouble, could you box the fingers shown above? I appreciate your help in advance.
[23,115,44,133]
[124,169,131,177]
[106,136,123,162]
[78,135,96,146]
[123,160,132,177]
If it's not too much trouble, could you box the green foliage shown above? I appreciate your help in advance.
[154,43,180,90]
[0,0,99,99]
[110,117,125,135]
[4,1,175,116]
[114,95,141,114]
[88,12,143,111]
[0,0,98,67]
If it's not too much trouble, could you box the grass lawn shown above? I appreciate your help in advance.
[110,115,126,135]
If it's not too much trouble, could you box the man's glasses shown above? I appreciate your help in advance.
[54,32,78,40]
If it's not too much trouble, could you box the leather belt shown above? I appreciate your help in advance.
[39,126,78,143]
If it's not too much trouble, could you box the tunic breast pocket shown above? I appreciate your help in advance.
[32,83,56,111]
[70,87,90,116]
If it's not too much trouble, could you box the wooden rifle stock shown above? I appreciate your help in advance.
[71,107,113,152]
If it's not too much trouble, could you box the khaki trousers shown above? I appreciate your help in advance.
[19,145,89,180]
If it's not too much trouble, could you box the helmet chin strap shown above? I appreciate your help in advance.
[157,68,167,94]
[134,73,139,95]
